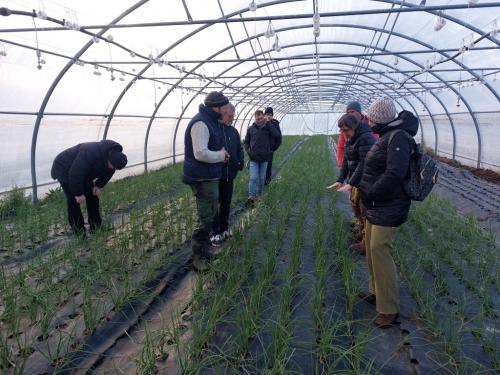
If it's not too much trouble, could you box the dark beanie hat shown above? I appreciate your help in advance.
[109,150,128,170]
[346,101,362,113]
[204,91,229,107]
[264,107,273,115]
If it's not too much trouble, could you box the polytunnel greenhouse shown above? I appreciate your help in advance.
[0,0,499,373]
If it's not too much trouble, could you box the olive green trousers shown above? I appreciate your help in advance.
[365,221,399,314]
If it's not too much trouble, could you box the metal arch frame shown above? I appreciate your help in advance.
[174,38,452,155]
[211,61,420,145]
[102,1,301,138]
[151,23,484,168]
[135,16,493,171]
[373,0,500,49]
[232,58,448,148]
[28,0,152,202]
[234,69,425,142]
[234,56,457,152]
[16,1,497,199]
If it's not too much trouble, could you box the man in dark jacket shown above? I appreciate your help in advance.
[264,107,282,185]
[244,110,281,206]
[358,97,418,328]
[183,91,230,271]
[327,113,376,252]
[51,140,128,235]
[210,103,244,246]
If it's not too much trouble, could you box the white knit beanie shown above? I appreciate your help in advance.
[366,97,397,124]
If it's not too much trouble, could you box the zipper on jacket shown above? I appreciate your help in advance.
[222,124,229,182]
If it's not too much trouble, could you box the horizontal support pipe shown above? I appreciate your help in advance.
[0,111,192,119]
[79,46,497,64]
[1,2,499,31]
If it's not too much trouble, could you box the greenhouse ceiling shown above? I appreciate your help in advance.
[1,0,500,200]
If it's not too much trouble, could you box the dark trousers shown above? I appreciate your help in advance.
[60,182,102,234]
[265,153,274,184]
[212,179,234,234]
[190,180,219,257]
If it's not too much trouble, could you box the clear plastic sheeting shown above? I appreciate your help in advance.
[0,0,499,199]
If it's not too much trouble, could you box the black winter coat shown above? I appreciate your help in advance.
[244,122,281,162]
[268,118,282,153]
[221,124,244,181]
[359,111,419,227]
[337,122,376,187]
[51,140,123,196]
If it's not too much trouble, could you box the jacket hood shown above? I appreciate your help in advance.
[371,110,419,137]
[351,121,373,142]
[98,140,123,156]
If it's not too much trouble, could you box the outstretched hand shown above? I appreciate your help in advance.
[338,184,353,193]
[326,182,342,190]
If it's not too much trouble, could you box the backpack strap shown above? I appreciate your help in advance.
[388,129,417,154]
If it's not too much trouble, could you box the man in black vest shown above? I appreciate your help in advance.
[51,140,128,235]
[264,107,282,185]
[183,91,230,271]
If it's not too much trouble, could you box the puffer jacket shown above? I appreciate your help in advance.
[51,140,122,196]
[337,122,376,187]
[359,111,419,227]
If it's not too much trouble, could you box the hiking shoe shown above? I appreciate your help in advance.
[210,234,223,247]
[358,291,376,305]
[221,230,232,241]
[245,197,256,208]
[192,254,210,272]
[374,313,400,328]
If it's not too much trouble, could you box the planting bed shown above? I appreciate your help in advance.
[1,135,498,374]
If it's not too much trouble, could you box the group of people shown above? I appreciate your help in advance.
[328,97,418,328]
[50,91,415,329]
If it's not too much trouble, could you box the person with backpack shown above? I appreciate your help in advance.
[358,97,418,328]
[244,109,281,206]
[210,103,244,247]
[51,140,128,235]
[327,113,376,253]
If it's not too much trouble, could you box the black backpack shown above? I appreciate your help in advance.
[389,126,439,202]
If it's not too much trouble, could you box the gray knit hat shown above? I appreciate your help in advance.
[366,97,397,124]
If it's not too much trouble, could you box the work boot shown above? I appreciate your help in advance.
[358,291,376,305]
[349,241,366,255]
[245,197,255,208]
[192,254,209,272]
[374,313,400,328]
[221,229,232,241]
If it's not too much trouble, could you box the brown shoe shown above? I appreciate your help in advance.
[374,313,400,328]
[358,291,376,305]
